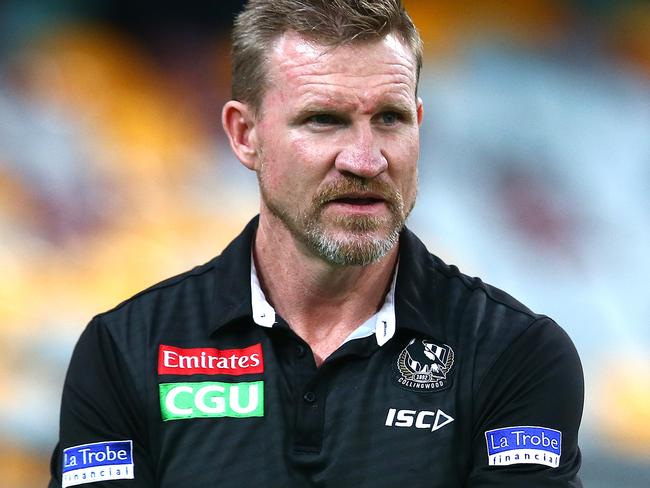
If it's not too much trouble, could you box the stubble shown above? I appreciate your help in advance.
[258,165,414,266]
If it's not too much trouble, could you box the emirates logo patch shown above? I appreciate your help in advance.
[394,338,455,392]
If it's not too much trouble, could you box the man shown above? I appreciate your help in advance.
[50,1,584,487]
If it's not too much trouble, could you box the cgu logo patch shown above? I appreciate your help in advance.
[158,343,263,376]
[159,381,263,420]
[394,338,455,392]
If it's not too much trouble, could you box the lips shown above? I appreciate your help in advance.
[331,196,384,205]
[314,180,398,212]
[327,191,387,204]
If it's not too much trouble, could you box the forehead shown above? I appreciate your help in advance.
[263,31,418,110]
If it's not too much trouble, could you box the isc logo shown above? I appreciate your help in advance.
[385,408,454,432]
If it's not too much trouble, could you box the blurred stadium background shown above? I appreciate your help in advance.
[0,0,648,486]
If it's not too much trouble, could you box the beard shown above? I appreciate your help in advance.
[258,171,415,266]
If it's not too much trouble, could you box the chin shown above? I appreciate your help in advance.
[307,226,400,267]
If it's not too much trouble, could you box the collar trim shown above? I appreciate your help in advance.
[375,265,397,346]
[250,255,276,328]
[249,255,397,346]
[208,217,439,340]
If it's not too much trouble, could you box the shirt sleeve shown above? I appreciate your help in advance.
[466,317,584,487]
[49,316,156,487]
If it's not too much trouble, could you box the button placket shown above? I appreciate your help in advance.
[288,342,327,453]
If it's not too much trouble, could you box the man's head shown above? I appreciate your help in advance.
[231,0,423,115]
[223,0,423,267]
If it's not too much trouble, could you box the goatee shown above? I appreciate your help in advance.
[259,175,413,266]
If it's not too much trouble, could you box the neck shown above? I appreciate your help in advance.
[253,212,398,364]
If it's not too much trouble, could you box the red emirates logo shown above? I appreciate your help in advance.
[158,344,264,376]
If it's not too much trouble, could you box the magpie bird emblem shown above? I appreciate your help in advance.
[395,339,454,391]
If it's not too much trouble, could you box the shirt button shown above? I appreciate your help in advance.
[303,391,316,403]
[296,345,306,358]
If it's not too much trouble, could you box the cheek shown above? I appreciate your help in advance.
[283,135,334,182]
[400,164,418,209]
[259,134,328,196]
[257,128,296,185]
[388,134,419,194]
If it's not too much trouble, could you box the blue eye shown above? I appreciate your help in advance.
[380,112,400,124]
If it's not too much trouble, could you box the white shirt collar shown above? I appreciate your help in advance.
[250,256,277,328]
[250,255,397,346]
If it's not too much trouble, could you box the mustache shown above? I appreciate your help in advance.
[313,177,402,207]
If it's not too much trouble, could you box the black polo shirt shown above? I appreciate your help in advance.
[50,217,583,487]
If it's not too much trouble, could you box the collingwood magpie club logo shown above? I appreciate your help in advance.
[394,339,454,392]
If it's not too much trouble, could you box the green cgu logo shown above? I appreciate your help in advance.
[159,381,264,420]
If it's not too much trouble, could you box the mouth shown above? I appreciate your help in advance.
[323,193,390,217]
[327,192,387,206]
[331,197,385,206]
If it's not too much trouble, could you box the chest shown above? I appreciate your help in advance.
[150,333,470,487]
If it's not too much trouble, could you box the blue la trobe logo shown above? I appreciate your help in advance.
[485,426,562,468]
[62,440,134,487]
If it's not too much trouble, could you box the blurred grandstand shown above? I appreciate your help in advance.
[0,1,648,486]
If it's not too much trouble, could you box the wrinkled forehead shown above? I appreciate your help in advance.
[265,31,418,95]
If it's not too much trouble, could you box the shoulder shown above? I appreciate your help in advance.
[397,228,579,385]
[436,261,582,406]
[92,217,259,333]
[433,254,535,315]
[96,256,221,328]
[431,252,574,355]
[398,228,538,340]
[81,253,243,371]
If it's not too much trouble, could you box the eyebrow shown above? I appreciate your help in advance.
[375,100,417,119]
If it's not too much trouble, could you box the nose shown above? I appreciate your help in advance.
[334,125,388,179]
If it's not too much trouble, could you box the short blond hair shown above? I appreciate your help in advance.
[231,0,423,114]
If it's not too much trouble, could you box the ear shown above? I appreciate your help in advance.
[416,97,424,126]
[222,100,259,171]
